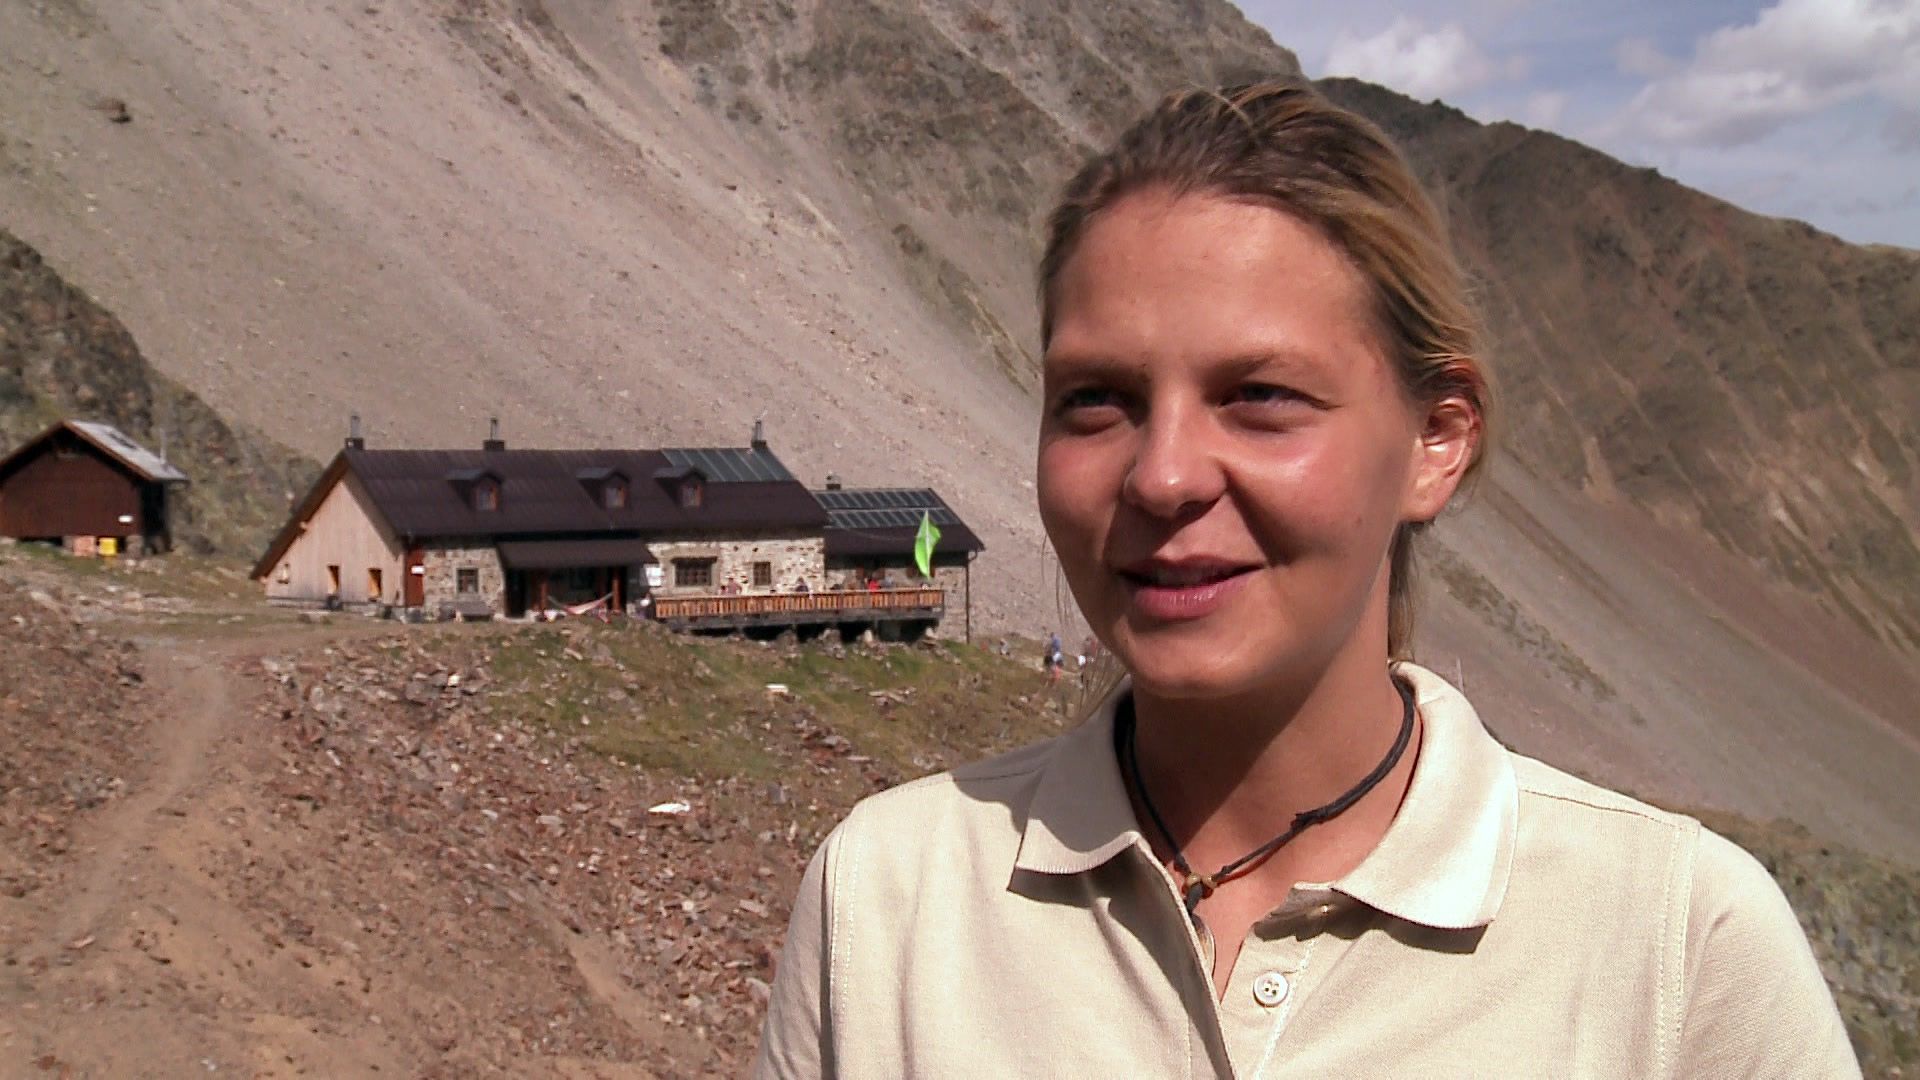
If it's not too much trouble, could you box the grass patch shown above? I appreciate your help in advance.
[481,622,1067,785]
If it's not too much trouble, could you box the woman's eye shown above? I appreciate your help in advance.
[1228,383,1304,406]
[1053,387,1126,421]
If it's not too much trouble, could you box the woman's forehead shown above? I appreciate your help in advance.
[1045,192,1382,376]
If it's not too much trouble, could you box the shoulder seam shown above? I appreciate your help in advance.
[1517,783,1693,829]
[1660,816,1699,1077]
[829,802,861,1047]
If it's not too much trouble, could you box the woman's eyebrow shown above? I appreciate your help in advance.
[1041,352,1150,384]
[1041,347,1328,385]
[1211,348,1323,380]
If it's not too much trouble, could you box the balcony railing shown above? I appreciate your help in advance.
[651,587,944,627]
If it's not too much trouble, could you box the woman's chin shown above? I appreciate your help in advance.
[1112,638,1265,702]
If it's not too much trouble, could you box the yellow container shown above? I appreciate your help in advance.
[99,537,118,557]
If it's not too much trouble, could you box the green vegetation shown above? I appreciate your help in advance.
[486,623,1069,784]
[1704,812,1920,1073]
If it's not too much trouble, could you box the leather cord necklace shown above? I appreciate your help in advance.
[1117,678,1417,916]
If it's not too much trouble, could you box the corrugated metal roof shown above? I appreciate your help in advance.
[814,487,945,512]
[812,487,984,558]
[814,488,968,531]
[662,446,795,483]
[824,506,966,530]
[67,422,189,483]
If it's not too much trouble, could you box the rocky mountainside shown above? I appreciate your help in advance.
[1,0,1917,858]
[0,555,1912,1075]
[1318,80,1920,652]
[0,228,313,553]
[5,0,1909,649]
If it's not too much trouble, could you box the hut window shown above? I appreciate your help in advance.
[327,565,341,595]
[605,480,628,509]
[674,558,714,588]
[752,561,772,588]
[368,567,383,599]
[474,480,500,511]
[457,568,479,594]
[679,479,703,508]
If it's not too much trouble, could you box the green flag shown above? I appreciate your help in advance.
[913,511,942,579]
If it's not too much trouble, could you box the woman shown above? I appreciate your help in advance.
[756,81,1856,1078]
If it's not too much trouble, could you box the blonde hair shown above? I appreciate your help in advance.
[1039,80,1493,658]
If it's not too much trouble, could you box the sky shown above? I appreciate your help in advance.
[1239,0,1920,249]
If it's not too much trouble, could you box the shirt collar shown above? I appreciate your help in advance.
[1335,663,1518,929]
[1010,662,1518,931]
[1012,680,1142,875]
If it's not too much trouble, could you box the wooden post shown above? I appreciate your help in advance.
[964,555,973,644]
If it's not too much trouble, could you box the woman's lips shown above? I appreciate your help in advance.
[1119,565,1257,621]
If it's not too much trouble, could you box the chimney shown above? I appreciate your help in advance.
[750,418,767,451]
[345,413,365,450]
[824,473,842,491]
[482,416,506,452]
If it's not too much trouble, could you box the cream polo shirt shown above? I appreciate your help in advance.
[755,664,1859,1079]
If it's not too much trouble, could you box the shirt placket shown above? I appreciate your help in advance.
[1211,886,1343,1079]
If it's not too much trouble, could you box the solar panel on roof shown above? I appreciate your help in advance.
[813,488,946,512]
[824,507,961,530]
[662,447,795,483]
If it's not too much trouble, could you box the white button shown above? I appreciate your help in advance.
[1252,971,1290,1008]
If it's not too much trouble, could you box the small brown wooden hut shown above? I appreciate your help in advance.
[0,420,189,555]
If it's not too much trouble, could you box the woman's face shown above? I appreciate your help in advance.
[1038,190,1470,702]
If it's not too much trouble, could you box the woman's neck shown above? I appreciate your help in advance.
[1127,641,1415,879]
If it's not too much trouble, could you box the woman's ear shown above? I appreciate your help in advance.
[1404,395,1481,523]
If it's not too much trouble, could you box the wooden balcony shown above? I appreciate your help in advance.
[649,587,945,632]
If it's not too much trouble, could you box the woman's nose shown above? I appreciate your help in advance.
[1121,407,1226,519]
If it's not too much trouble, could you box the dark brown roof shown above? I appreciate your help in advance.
[347,448,824,537]
[252,445,825,579]
[497,537,657,570]
[814,487,984,560]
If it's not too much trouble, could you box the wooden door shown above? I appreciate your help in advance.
[404,546,425,607]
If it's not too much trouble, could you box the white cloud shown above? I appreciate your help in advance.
[1613,37,1675,78]
[1324,17,1523,101]
[1521,90,1569,129]
[1613,0,1920,149]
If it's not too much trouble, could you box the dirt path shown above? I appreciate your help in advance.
[1,613,687,1077]
[0,620,428,1076]
[26,647,240,968]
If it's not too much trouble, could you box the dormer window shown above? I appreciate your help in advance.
[447,467,502,511]
[577,466,629,510]
[653,464,706,509]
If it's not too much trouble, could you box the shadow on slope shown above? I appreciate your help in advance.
[0,229,316,555]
